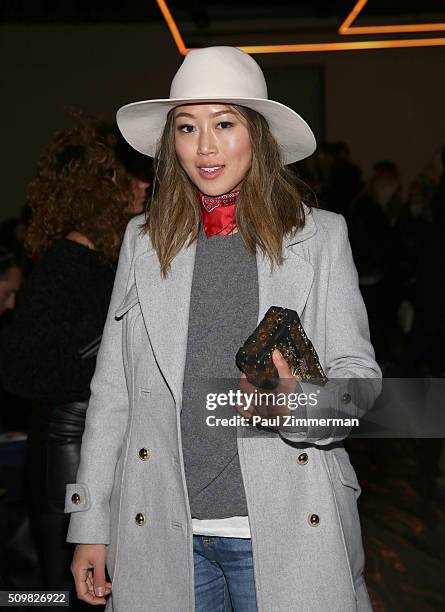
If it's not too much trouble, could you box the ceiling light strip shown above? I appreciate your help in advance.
[238,38,445,54]
[155,0,445,55]
[342,24,445,35]
[339,0,368,34]
[339,0,445,35]
[156,0,188,55]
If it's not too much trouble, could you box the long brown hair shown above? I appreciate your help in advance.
[25,115,137,262]
[144,104,315,277]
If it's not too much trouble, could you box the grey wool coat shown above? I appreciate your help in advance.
[65,204,382,612]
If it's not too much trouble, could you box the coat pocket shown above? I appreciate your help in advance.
[114,283,139,319]
[332,451,362,500]
[328,450,366,599]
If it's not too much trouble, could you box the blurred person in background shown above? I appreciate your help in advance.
[0,207,32,254]
[429,145,445,227]
[392,149,442,346]
[327,141,363,217]
[0,246,23,320]
[0,114,151,608]
[370,161,403,225]
[312,141,363,217]
[398,145,445,377]
[0,208,33,276]
[0,243,28,433]
[311,142,335,205]
[347,161,403,366]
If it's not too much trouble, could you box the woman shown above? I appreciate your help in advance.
[67,48,381,611]
[0,243,27,433]
[0,245,23,318]
[0,116,150,604]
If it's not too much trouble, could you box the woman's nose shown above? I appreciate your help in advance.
[197,129,217,156]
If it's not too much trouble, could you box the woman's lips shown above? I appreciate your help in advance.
[197,165,225,180]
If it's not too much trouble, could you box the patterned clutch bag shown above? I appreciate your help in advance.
[235,306,328,390]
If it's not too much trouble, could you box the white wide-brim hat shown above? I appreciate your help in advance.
[116,46,316,165]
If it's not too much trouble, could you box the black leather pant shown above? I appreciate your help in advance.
[26,401,95,610]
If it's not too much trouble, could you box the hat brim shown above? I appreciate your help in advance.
[116,96,316,165]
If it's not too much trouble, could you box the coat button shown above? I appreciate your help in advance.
[138,448,150,461]
[341,392,351,404]
[135,512,146,526]
[71,493,81,505]
[308,513,320,527]
[297,452,308,465]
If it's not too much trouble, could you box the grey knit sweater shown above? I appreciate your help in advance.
[180,226,258,519]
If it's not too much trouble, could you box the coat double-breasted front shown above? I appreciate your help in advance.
[65,204,382,612]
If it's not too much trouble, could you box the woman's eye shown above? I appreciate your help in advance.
[177,124,195,133]
[218,121,233,129]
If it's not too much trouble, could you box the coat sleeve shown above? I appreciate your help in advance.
[279,213,382,446]
[64,218,136,544]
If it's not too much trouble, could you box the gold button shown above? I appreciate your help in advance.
[71,493,81,505]
[297,452,308,465]
[341,392,351,404]
[138,448,150,461]
[308,513,320,527]
[135,512,146,526]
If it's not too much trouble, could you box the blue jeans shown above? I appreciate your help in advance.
[193,535,258,612]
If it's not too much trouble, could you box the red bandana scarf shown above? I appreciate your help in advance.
[198,191,239,237]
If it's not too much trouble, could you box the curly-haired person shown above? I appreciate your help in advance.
[0,115,151,607]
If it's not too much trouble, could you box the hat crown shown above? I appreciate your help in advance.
[169,46,268,100]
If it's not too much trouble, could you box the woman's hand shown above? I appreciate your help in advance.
[71,544,112,605]
[235,349,300,428]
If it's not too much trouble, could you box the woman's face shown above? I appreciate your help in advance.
[174,103,252,196]
[0,266,22,316]
[129,176,150,214]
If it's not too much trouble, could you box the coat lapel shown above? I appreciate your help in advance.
[134,239,197,410]
[257,204,316,323]
[134,205,317,410]
[256,246,314,325]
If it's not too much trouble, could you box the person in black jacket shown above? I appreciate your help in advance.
[0,236,28,434]
[347,161,403,364]
[0,115,151,608]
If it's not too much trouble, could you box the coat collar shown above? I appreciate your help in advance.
[283,203,317,246]
[135,202,316,257]
[127,204,317,410]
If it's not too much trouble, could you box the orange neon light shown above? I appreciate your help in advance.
[339,0,367,32]
[238,38,445,54]
[339,0,445,35]
[156,0,188,55]
[155,0,445,55]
